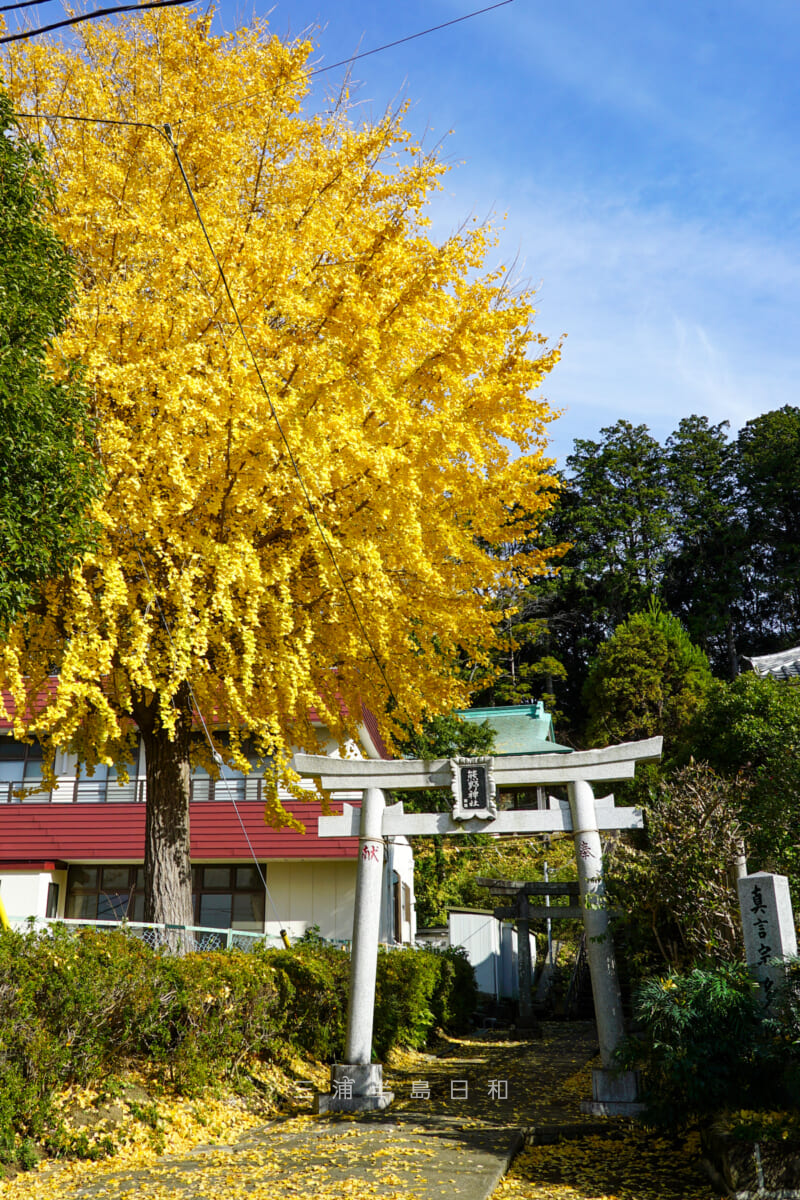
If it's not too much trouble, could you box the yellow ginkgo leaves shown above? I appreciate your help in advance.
[1,8,562,918]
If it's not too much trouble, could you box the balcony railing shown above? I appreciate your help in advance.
[1,776,265,804]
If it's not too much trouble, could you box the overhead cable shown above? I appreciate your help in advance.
[0,0,197,43]
[208,0,516,117]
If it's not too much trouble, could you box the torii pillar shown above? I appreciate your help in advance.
[297,737,661,1117]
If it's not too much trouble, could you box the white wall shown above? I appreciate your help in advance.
[0,869,65,923]
[448,910,499,997]
[265,860,357,942]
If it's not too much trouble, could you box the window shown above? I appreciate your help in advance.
[192,864,266,932]
[73,739,145,803]
[190,737,268,803]
[497,786,548,811]
[64,862,267,931]
[0,738,44,802]
[65,865,145,921]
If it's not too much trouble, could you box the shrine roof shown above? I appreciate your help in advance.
[743,646,800,680]
[455,703,572,756]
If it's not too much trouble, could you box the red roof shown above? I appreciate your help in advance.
[0,799,359,863]
[1,680,58,730]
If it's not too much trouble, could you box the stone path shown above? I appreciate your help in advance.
[0,1023,721,1200]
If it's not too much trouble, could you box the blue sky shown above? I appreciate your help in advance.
[225,0,798,470]
[8,0,800,470]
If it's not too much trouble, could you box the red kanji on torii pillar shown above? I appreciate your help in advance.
[293,735,662,1117]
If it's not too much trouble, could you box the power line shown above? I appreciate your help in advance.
[0,0,197,44]
[0,0,57,14]
[209,0,515,117]
[14,107,400,712]
[310,0,513,76]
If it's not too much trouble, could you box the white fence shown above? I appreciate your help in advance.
[8,915,289,953]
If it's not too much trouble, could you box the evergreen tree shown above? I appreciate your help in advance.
[583,601,713,750]
[736,405,800,648]
[0,93,100,628]
[662,416,747,678]
[525,421,673,733]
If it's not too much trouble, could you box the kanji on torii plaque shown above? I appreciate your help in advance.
[293,735,662,1117]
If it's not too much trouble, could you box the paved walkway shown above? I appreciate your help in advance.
[0,1023,634,1200]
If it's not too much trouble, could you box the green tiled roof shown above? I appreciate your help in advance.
[455,702,572,756]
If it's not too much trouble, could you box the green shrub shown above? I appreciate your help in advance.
[622,962,779,1131]
[0,924,476,1164]
[428,946,477,1031]
[266,944,349,1060]
[374,946,476,1056]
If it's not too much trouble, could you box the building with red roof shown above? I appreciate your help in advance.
[0,689,414,946]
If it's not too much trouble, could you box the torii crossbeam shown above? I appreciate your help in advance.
[293,735,662,1117]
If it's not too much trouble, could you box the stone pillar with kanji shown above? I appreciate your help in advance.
[315,787,393,1113]
[738,871,798,1011]
[569,779,642,1116]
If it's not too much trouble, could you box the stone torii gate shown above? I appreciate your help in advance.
[294,736,662,1116]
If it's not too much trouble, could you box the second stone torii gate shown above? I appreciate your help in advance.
[294,735,662,1116]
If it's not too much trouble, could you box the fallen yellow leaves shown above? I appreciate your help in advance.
[496,1131,720,1200]
[0,1025,724,1200]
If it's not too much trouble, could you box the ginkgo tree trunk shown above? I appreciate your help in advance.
[0,10,564,929]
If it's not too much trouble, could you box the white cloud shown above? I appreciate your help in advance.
[426,179,800,465]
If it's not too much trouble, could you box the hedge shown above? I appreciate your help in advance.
[0,924,476,1164]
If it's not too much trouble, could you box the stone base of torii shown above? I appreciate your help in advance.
[294,737,662,1118]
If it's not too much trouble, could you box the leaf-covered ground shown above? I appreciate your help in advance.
[0,1024,722,1200]
[496,1131,718,1200]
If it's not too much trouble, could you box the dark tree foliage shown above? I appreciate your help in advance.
[497,421,673,736]
[0,93,100,630]
[736,405,800,648]
[482,409,800,738]
[557,418,671,635]
[662,415,747,679]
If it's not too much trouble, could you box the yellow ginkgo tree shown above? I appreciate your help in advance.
[0,9,563,927]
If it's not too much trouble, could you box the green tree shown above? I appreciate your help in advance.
[0,93,100,628]
[662,416,747,678]
[530,422,673,732]
[561,421,672,631]
[736,405,800,646]
[690,672,800,891]
[583,601,713,750]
